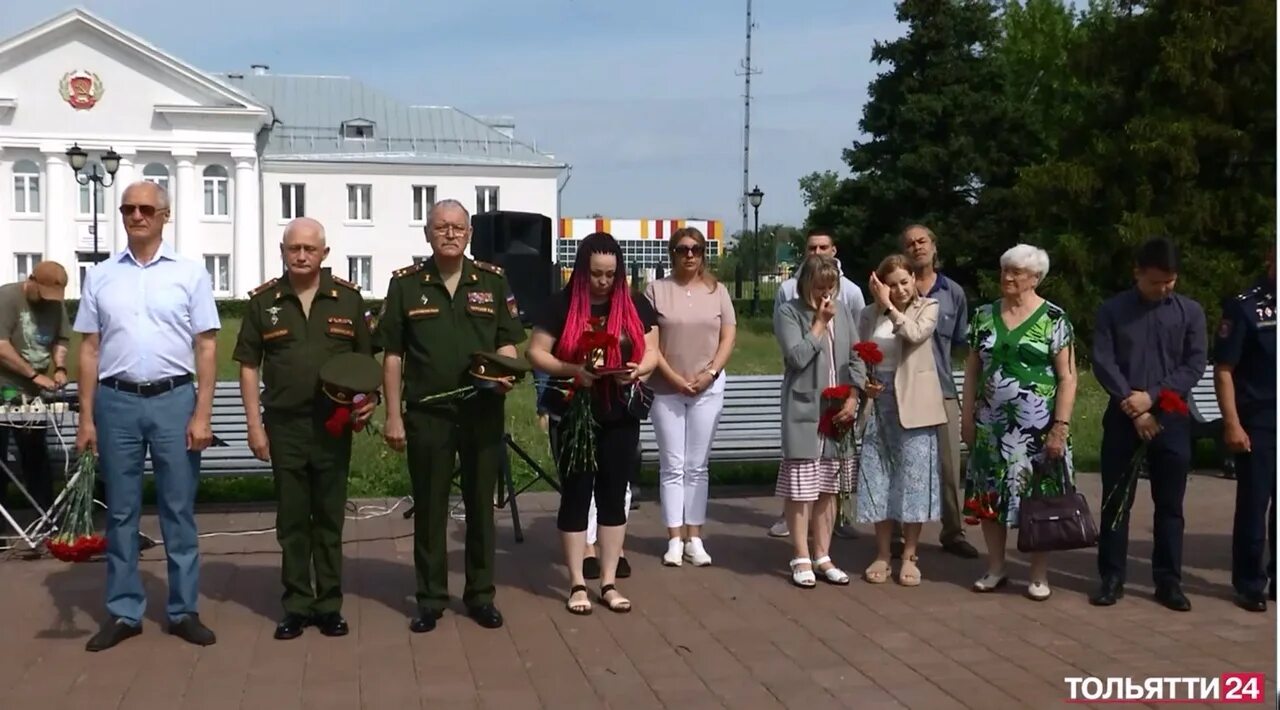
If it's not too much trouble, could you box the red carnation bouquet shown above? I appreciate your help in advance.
[45,451,106,563]
[554,319,618,474]
[851,341,885,434]
[1101,389,1189,530]
[324,394,380,438]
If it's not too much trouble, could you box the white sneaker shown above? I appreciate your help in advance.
[662,538,683,566]
[768,519,790,537]
[684,537,712,566]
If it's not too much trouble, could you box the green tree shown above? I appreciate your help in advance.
[1014,0,1276,349]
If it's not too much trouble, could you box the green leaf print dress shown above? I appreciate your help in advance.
[962,300,1074,527]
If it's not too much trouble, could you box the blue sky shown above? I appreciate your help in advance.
[2,1,905,230]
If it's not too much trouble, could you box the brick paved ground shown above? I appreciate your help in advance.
[1,472,1274,709]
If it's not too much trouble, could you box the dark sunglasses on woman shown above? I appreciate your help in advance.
[672,245,704,257]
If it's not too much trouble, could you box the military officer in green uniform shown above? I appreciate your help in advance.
[233,217,375,640]
[380,198,526,632]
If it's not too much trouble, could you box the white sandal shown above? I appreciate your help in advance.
[789,558,816,589]
[972,572,1009,593]
[814,556,850,585]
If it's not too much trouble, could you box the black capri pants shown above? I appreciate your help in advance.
[553,418,640,533]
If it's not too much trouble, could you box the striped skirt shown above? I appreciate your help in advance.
[775,457,857,502]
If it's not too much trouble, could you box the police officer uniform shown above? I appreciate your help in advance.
[1215,275,1277,610]
[379,258,525,631]
[232,268,373,638]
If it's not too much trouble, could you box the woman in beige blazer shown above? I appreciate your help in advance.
[856,254,947,587]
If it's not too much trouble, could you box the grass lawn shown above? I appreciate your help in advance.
[47,315,1212,504]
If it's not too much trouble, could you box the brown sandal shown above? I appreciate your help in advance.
[864,560,891,584]
[898,555,921,587]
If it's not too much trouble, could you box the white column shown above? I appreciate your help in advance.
[173,149,198,257]
[40,148,74,280]
[109,148,135,254]
[232,153,261,296]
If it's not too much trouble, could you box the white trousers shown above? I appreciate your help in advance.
[651,372,726,528]
[586,484,631,545]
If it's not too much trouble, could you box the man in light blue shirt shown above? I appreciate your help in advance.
[768,229,866,538]
[75,181,221,652]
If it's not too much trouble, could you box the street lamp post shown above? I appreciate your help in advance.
[66,143,121,264]
[748,185,764,316]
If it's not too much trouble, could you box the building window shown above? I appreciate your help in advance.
[203,254,231,294]
[12,160,40,214]
[202,164,229,217]
[476,186,499,215]
[281,183,305,219]
[411,185,436,223]
[14,253,41,281]
[348,256,372,292]
[347,184,372,222]
[78,163,105,217]
[341,120,375,140]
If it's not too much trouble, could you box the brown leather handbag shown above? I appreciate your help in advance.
[1017,457,1099,553]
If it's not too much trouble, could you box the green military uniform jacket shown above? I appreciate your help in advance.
[379,257,526,404]
[233,268,373,414]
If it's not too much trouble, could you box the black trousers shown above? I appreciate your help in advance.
[554,418,639,533]
[1232,426,1276,596]
[1097,404,1190,587]
[0,424,54,511]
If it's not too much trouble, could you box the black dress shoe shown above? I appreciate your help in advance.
[85,618,141,652]
[1089,578,1125,606]
[617,556,632,579]
[583,556,601,580]
[274,613,309,640]
[1154,584,1192,612]
[409,609,443,633]
[315,612,349,637]
[1234,592,1267,613]
[467,603,504,629]
[169,613,217,646]
[941,538,980,559]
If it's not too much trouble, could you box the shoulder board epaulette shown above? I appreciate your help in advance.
[474,260,504,276]
[332,275,359,291]
[392,262,425,279]
[248,278,278,298]
[1236,284,1262,301]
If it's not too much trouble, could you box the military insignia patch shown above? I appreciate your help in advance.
[468,291,494,304]
[263,328,290,341]
[506,294,519,318]
[266,305,282,326]
[408,307,440,318]
[467,304,495,317]
[328,316,354,326]
[327,324,355,338]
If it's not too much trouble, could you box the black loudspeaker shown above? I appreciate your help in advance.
[470,211,555,324]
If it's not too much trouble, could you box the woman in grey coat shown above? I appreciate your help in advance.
[773,254,868,588]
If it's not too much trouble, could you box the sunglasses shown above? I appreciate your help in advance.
[119,204,162,218]
[672,245,704,257]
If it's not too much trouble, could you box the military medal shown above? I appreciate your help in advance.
[266,305,281,325]
[421,294,430,305]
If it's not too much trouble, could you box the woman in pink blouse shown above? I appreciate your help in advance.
[644,227,738,567]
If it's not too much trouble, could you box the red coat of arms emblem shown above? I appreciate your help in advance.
[59,70,104,110]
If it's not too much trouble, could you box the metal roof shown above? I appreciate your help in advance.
[216,73,563,169]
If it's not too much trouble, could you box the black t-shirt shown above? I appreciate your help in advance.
[534,290,658,424]
[534,290,658,362]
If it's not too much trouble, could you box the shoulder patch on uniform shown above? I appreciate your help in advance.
[474,260,504,276]
[248,278,278,298]
[332,275,359,291]
[392,262,425,279]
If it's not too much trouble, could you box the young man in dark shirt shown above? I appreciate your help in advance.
[1090,237,1207,611]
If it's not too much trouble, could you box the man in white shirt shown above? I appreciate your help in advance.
[75,181,221,652]
[769,229,865,538]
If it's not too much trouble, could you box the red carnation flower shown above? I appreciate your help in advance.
[1157,390,1189,416]
[853,341,884,366]
[324,406,351,438]
[580,330,618,352]
[822,384,853,400]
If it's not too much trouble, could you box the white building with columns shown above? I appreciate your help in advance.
[0,8,566,299]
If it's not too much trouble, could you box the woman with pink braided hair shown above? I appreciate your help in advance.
[527,232,659,615]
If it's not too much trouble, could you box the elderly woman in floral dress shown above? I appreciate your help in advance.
[961,244,1078,601]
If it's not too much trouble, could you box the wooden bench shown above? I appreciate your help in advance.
[44,381,273,477]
